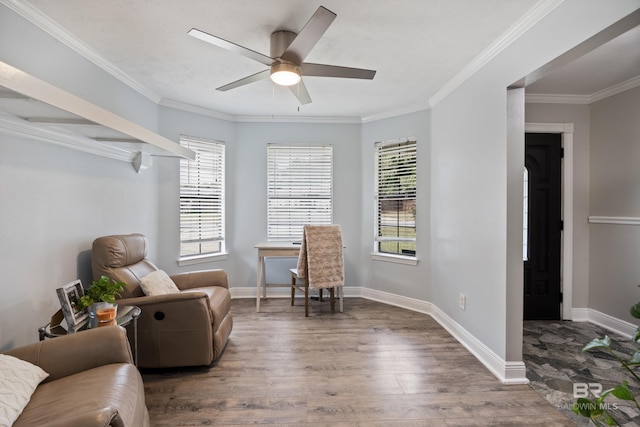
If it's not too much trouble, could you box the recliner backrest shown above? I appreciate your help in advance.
[91,233,158,298]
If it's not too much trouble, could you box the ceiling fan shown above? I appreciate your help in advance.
[187,6,376,105]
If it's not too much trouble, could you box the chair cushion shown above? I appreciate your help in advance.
[0,355,49,426]
[140,270,180,296]
[92,234,148,269]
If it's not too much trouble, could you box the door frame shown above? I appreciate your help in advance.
[525,122,574,320]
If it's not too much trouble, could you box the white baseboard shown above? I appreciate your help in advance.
[572,307,636,339]
[230,286,528,385]
[428,303,528,385]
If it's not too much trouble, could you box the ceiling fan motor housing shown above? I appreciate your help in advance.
[270,30,298,60]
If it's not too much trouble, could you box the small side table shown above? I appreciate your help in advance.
[38,305,141,366]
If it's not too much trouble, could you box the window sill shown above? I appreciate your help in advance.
[178,252,228,267]
[370,253,418,266]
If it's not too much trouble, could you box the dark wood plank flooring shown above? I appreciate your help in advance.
[143,297,574,426]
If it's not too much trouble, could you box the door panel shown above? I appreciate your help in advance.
[524,133,562,320]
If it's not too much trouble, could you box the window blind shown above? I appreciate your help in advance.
[267,144,333,241]
[179,136,225,257]
[374,138,417,256]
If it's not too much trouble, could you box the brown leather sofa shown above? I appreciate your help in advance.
[4,326,149,427]
[91,233,233,368]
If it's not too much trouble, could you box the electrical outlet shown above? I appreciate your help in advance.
[459,293,466,310]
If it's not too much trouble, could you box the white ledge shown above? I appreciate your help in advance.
[588,216,640,225]
[370,253,418,266]
[178,252,229,267]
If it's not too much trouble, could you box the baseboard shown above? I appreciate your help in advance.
[574,308,636,339]
[359,287,432,314]
[428,303,529,385]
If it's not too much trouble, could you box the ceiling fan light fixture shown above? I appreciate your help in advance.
[270,63,301,86]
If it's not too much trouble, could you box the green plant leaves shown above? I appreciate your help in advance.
[77,276,126,309]
[583,336,611,352]
[630,302,640,319]
[609,381,634,401]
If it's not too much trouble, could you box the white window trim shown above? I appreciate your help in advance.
[178,252,229,267]
[373,137,417,263]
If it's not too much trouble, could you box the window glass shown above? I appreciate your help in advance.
[523,167,529,261]
[179,136,225,257]
[267,144,333,241]
[375,139,417,257]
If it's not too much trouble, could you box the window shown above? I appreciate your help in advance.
[267,144,333,241]
[179,136,225,258]
[374,138,417,257]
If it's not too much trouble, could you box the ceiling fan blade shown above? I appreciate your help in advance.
[301,63,376,80]
[289,79,312,105]
[280,6,336,64]
[188,28,273,66]
[216,69,270,91]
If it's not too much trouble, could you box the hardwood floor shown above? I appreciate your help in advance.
[143,297,574,426]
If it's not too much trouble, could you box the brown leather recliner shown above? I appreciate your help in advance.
[91,233,232,368]
[5,326,149,427]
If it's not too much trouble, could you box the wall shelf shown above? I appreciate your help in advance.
[0,60,195,167]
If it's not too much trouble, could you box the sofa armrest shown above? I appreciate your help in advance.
[171,269,228,291]
[5,326,132,382]
[118,292,212,328]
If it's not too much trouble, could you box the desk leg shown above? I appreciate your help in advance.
[256,254,262,312]
[133,317,138,367]
[262,256,267,300]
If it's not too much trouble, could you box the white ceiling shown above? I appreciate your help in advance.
[8,1,640,119]
[526,24,640,98]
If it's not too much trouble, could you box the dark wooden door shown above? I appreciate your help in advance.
[524,133,562,320]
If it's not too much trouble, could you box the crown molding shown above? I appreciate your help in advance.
[1,0,161,104]
[160,98,362,124]
[428,0,565,108]
[525,93,590,104]
[362,102,430,123]
[526,74,640,105]
[159,98,236,122]
[233,115,362,124]
[590,74,640,103]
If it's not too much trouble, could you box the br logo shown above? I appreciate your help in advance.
[573,383,603,398]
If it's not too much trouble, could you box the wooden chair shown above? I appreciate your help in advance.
[290,225,344,316]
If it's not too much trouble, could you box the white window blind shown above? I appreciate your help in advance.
[267,144,333,241]
[374,138,417,256]
[179,136,225,257]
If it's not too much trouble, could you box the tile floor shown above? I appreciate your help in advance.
[523,320,640,426]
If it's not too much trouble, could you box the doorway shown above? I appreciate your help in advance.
[524,132,562,320]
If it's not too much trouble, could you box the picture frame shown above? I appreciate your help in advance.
[56,280,89,328]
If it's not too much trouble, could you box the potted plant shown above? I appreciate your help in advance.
[78,276,126,322]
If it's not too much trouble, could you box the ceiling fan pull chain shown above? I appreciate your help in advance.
[272,82,275,119]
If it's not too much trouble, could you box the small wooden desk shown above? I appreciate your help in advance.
[254,242,300,312]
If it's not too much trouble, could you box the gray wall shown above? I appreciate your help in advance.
[0,3,163,350]
[589,86,640,322]
[0,134,159,350]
